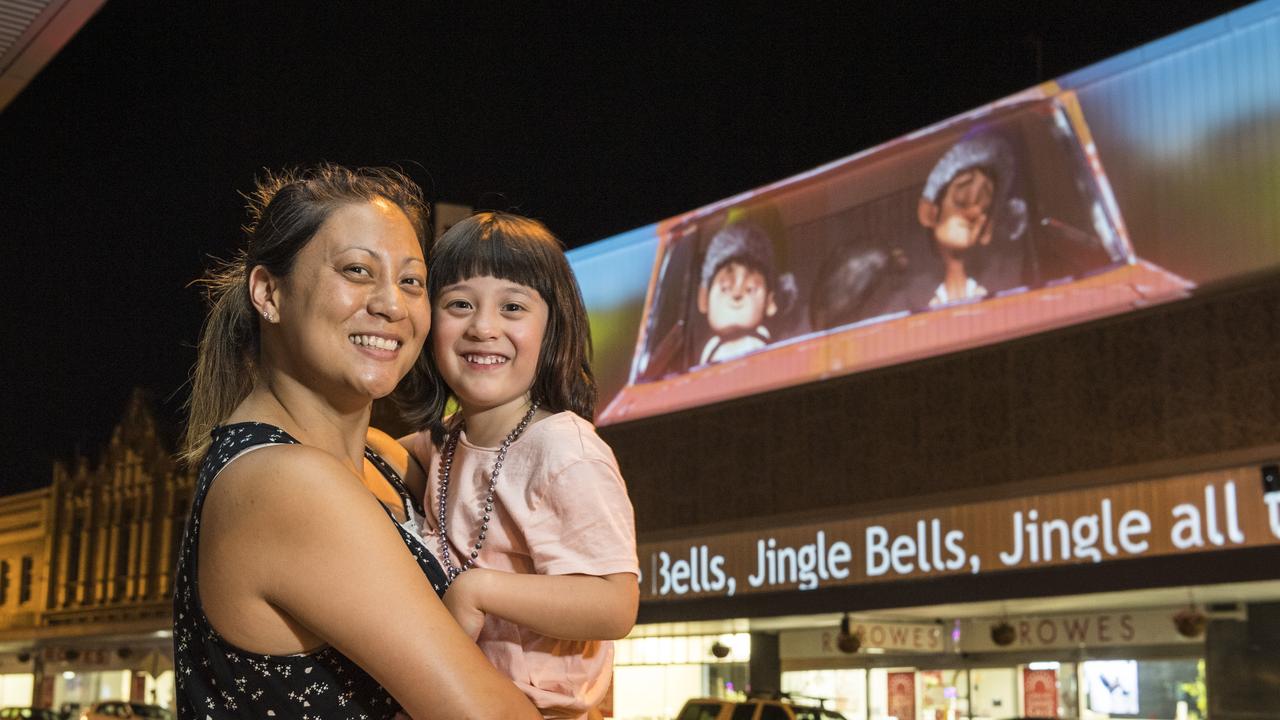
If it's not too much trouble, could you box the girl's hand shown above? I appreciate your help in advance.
[443,569,490,640]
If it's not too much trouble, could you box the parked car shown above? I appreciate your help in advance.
[77,702,130,720]
[75,703,172,720]
[675,695,847,720]
[125,706,172,720]
[0,708,60,720]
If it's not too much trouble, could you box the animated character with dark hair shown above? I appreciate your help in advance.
[918,134,1017,307]
[697,222,795,364]
[808,245,900,331]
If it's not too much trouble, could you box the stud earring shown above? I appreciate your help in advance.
[262,309,275,322]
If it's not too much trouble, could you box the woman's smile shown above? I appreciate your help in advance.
[349,332,405,358]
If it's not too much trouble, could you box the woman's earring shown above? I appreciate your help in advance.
[262,309,276,322]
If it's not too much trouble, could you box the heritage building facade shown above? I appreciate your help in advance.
[0,389,193,710]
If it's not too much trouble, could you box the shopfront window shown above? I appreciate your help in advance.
[53,669,131,712]
[919,669,968,720]
[1081,658,1202,720]
[614,632,751,720]
[782,669,867,719]
[0,674,34,707]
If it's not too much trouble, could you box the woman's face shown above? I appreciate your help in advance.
[266,198,429,404]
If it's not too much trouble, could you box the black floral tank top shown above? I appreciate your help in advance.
[174,422,448,719]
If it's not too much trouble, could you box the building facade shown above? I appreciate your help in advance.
[0,389,193,713]
[599,234,1280,720]
[581,3,1280,717]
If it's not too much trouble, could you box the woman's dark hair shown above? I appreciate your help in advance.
[181,163,428,465]
[398,211,596,442]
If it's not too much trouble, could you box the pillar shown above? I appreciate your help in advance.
[1206,602,1280,719]
[748,631,781,697]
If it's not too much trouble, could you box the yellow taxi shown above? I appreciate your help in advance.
[674,693,846,720]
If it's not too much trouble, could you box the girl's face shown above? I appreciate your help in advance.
[262,198,429,404]
[432,274,549,419]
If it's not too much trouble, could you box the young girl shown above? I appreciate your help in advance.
[394,211,639,719]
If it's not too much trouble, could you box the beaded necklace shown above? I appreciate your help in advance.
[436,402,540,580]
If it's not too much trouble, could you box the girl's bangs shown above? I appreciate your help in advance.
[431,229,554,299]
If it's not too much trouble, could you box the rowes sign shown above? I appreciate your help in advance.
[639,464,1280,601]
[776,608,1197,660]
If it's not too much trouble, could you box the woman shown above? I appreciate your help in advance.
[174,163,540,719]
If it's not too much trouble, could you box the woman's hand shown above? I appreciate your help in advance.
[443,569,489,640]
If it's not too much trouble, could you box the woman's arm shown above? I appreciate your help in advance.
[206,445,539,720]
[446,569,638,641]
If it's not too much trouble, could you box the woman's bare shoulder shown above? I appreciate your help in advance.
[207,443,384,529]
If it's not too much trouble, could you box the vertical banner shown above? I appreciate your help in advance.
[38,675,55,709]
[887,671,916,720]
[131,672,148,703]
[1022,668,1058,718]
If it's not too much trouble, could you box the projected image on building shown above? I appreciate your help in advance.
[569,6,1280,426]
[599,90,1191,424]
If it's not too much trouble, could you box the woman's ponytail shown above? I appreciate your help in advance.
[180,257,256,466]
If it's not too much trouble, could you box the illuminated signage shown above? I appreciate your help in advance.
[639,464,1280,601]
[781,622,946,657]
[959,609,1199,652]
[779,607,1198,663]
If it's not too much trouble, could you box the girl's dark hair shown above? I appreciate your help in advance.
[398,211,596,442]
[181,163,428,465]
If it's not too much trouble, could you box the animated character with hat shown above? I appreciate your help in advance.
[918,133,1018,307]
[697,222,796,364]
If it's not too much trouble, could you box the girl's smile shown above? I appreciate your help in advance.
[462,352,509,367]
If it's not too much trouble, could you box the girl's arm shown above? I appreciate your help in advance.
[203,445,539,720]
[446,568,638,641]
[445,450,640,641]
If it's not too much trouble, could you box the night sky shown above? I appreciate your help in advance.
[0,1,1254,493]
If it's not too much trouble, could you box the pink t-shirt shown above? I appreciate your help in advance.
[410,411,639,719]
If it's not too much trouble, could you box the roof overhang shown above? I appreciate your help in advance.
[0,0,107,112]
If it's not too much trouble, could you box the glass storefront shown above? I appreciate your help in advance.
[0,673,34,707]
[782,669,867,718]
[47,668,175,715]
[613,632,750,720]
[53,669,131,714]
[779,659,1201,720]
